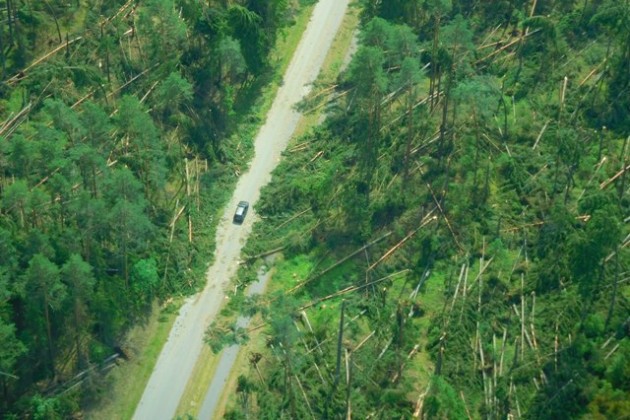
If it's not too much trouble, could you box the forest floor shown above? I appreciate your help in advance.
[132,1,352,419]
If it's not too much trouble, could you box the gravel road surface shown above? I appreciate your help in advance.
[133,1,350,418]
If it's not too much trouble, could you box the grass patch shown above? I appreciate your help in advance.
[86,300,181,419]
[268,253,316,291]
[175,343,222,417]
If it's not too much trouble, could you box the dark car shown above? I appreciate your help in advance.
[233,201,249,224]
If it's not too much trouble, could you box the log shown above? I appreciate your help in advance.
[493,333,498,390]
[241,246,287,263]
[345,348,352,420]
[467,257,493,294]
[530,291,538,349]
[475,29,541,64]
[604,343,620,360]
[310,150,324,162]
[106,63,159,100]
[578,59,606,87]
[140,81,160,103]
[600,162,630,190]
[512,304,534,350]
[288,140,312,152]
[294,320,326,385]
[32,167,61,190]
[577,156,608,201]
[376,338,392,361]
[71,89,97,109]
[412,382,431,418]
[353,331,375,353]
[521,274,526,361]
[477,24,506,50]
[499,327,507,376]
[300,311,324,356]
[409,266,431,302]
[460,391,474,420]
[294,374,316,420]
[532,120,549,149]
[390,344,419,383]
[287,231,392,294]
[601,335,615,349]
[449,263,467,315]
[502,215,590,232]
[275,207,312,230]
[7,38,83,83]
[299,269,409,310]
[514,382,522,418]
[479,332,489,407]
[368,212,436,271]
[0,103,32,138]
[427,183,464,251]
[169,204,186,243]
[560,76,569,110]
[509,247,523,279]
[104,0,135,24]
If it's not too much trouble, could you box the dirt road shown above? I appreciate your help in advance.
[133,1,350,418]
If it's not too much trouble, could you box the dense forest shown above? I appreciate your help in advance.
[211,0,630,418]
[0,0,308,417]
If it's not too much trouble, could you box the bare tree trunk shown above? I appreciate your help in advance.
[618,136,628,200]
[605,247,620,329]
[74,303,83,370]
[7,0,14,45]
[0,21,6,78]
[402,91,414,183]
[325,300,346,418]
[44,297,56,378]
[42,0,62,43]
[345,349,352,420]
[438,74,452,164]
[429,15,441,111]
[335,300,346,388]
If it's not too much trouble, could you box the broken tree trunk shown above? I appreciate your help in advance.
[499,327,507,377]
[241,246,287,264]
[530,292,538,350]
[0,103,32,138]
[512,304,534,350]
[448,263,467,316]
[294,374,316,420]
[427,183,464,251]
[353,331,375,353]
[521,274,526,361]
[294,321,325,385]
[390,344,419,383]
[288,231,392,294]
[7,37,83,84]
[324,301,346,417]
[368,212,436,271]
[275,208,312,230]
[532,120,549,149]
[345,349,352,420]
[300,270,409,311]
